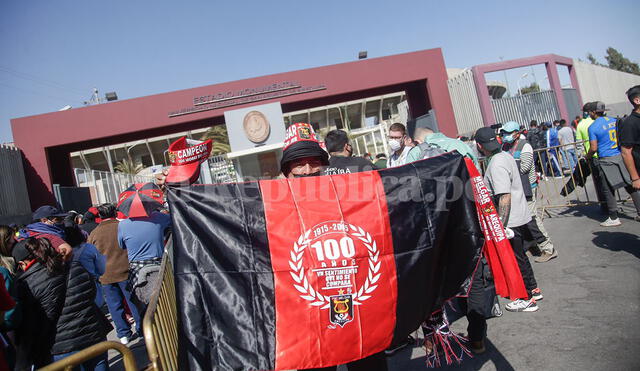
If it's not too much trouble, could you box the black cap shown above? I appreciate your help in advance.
[11,240,33,262]
[279,141,329,175]
[626,85,640,99]
[474,127,501,152]
[592,101,608,112]
[32,205,68,221]
[582,102,595,112]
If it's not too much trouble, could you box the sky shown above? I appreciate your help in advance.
[1,0,638,144]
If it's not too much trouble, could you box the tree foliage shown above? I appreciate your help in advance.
[201,124,232,156]
[114,158,143,175]
[604,47,640,75]
[520,82,541,95]
[587,48,640,76]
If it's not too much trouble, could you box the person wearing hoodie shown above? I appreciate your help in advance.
[18,206,73,259]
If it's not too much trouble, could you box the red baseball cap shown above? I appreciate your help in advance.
[165,136,213,185]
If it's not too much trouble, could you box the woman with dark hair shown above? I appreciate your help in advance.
[13,237,111,370]
[0,225,19,369]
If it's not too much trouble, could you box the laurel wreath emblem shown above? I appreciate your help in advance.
[289,224,381,309]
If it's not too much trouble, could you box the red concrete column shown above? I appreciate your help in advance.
[546,61,570,120]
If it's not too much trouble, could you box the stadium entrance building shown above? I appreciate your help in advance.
[12,48,456,207]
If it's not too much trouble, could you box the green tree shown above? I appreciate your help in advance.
[520,82,541,95]
[201,124,232,155]
[587,53,603,66]
[114,158,143,175]
[604,47,640,76]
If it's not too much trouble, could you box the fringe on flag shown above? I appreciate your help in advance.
[422,309,472,368]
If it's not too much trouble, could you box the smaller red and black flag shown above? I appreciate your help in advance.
[117,183,163,218]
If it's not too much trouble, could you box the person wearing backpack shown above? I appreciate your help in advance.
[405,123,478,168]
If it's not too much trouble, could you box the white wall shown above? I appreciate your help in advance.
[574,60,640,117]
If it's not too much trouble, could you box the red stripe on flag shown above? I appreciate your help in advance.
[260,171,398,369]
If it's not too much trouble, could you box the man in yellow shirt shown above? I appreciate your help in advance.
[576,102,595,156]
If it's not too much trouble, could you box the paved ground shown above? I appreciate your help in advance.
[106,199,639,370]
[384,201,640,371]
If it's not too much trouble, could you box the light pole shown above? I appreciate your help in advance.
[499,56,511,97]
[517,73,529,96]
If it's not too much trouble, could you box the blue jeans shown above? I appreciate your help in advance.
[540,150,561,177]
[53,350,108,371]
[102,281,141,339]
[95,282,105,307]
[562,148,577,170]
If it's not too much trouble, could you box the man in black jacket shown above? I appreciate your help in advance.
[323,130,377,175]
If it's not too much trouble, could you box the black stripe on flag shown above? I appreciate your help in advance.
[379,152,484,345]
[167,182,275,370]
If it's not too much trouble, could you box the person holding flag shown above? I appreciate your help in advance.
[156,123,526,370]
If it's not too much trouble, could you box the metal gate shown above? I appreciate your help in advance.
[491,90,560,126]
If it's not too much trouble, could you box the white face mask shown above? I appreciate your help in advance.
[389,139,402,152]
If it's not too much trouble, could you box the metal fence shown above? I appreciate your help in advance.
[447,69,485,136]
[479,141,633,219]
[40,341,137,371]
[0,144,31,217]
[73,168,154,205]
[143,239,178,371]
[205,154,238,184]
[491,90,560,127]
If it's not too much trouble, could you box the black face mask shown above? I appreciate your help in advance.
[293,171,322,178]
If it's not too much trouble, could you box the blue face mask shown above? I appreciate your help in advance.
[502,134,516,143]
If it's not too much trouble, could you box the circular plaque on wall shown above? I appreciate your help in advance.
[243,110,271,143]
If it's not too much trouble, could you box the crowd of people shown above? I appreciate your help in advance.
[0,200,171,370]
[0,84,638,370]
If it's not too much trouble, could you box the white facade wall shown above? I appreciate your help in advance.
[574,60,640,117]
[447,69,484,136]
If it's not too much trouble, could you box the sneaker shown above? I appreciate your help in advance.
[385,335,414,355]
[535,250,558,263]
[505,298,538,312]
[119,336,129,345]
[530,288,543,301]
[600,217,622,227]
[470,340,486,354]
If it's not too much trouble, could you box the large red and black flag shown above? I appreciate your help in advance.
[167,152,523,370]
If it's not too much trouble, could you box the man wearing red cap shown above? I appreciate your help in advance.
[279,123,388,370]
[279,123,329,178]
[158,124,387,369]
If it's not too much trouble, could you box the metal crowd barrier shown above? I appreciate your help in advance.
[479,139,630,219]
[39,341,137,371]
[142,239,178,371]
[534,141,596,216]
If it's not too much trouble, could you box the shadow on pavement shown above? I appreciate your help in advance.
[592,231,640,259]
[387,338,514,371]
[556,204,605,222]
